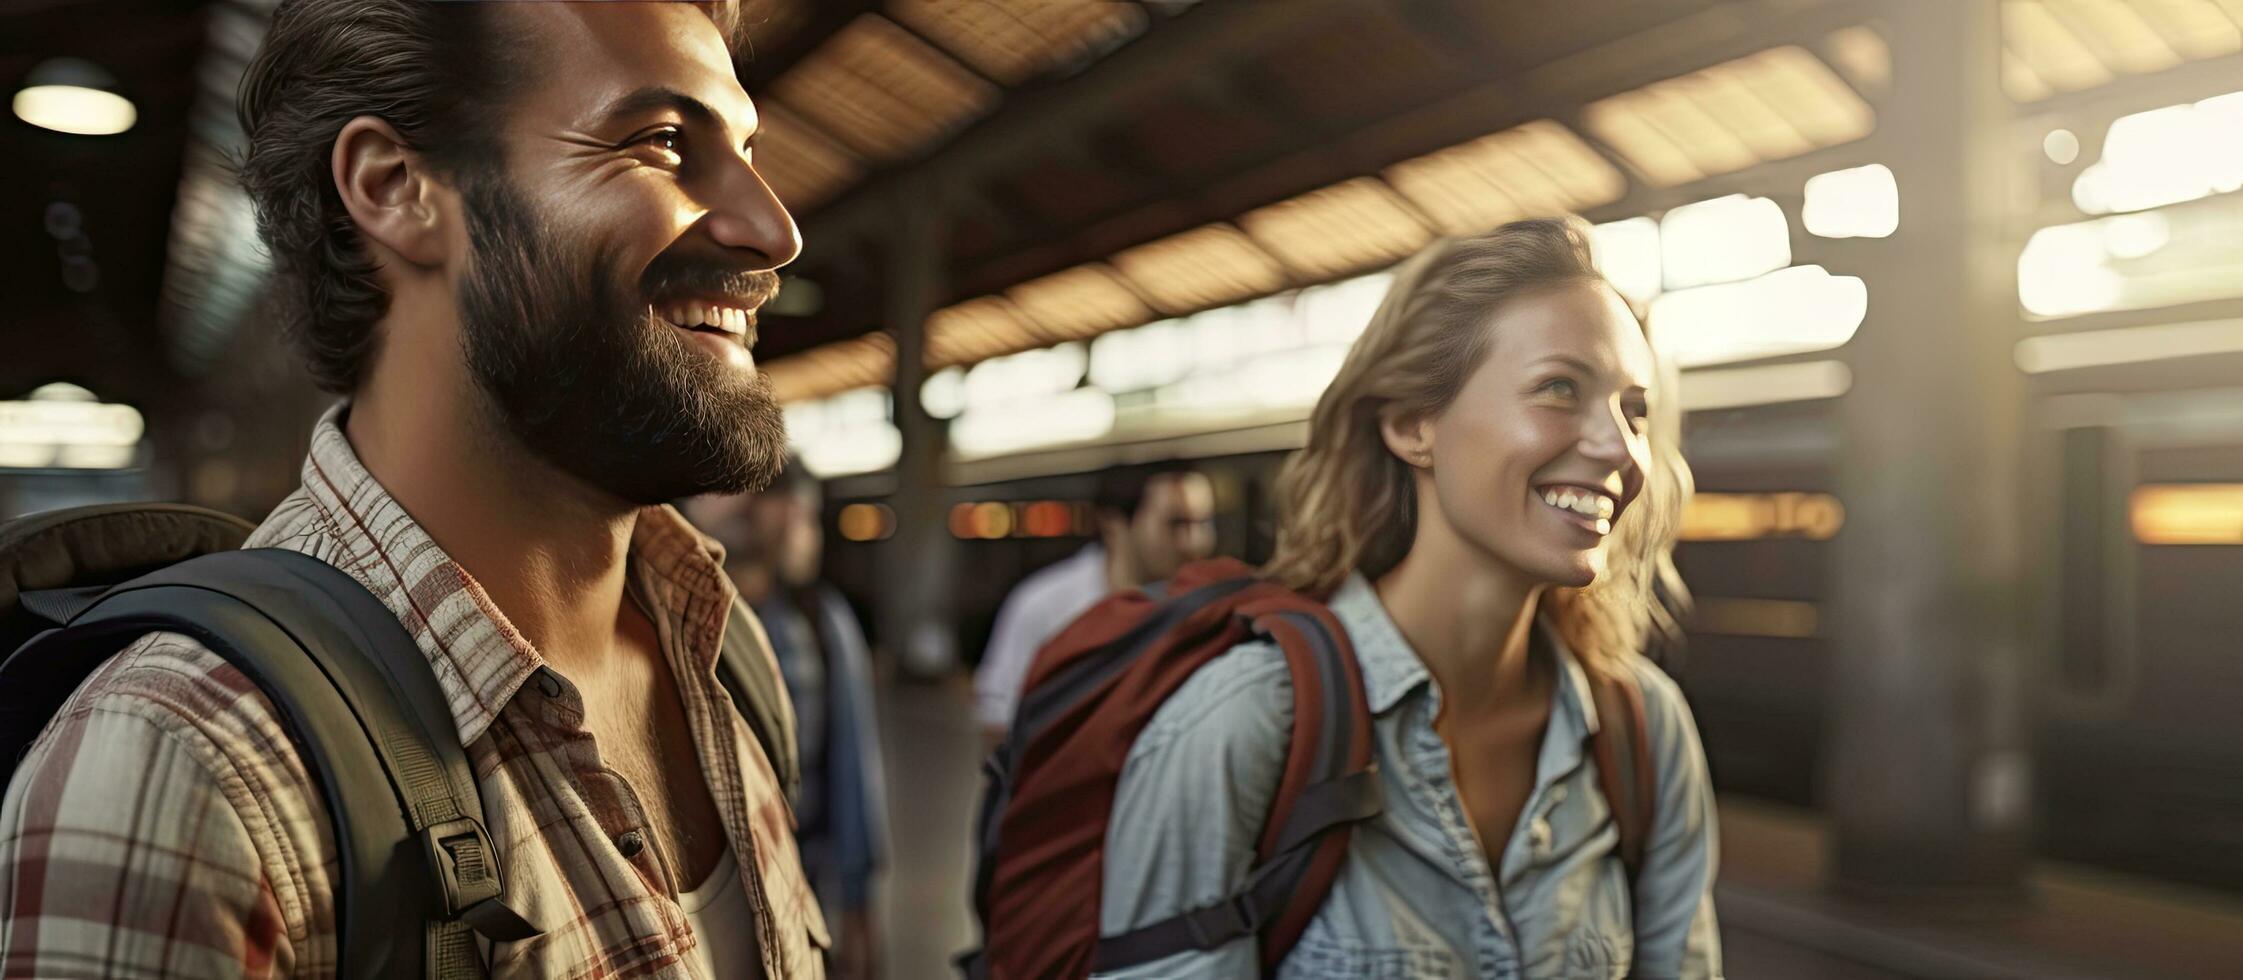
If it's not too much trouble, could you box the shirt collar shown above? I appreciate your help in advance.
[259,403,738,746]
[1325,571,1600,738]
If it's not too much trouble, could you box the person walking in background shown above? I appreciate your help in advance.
[971,463,1217,741]
[1091,219,1719,978]
[689,459,889,980]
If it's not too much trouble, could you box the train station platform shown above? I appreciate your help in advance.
[1717,798,2243,980]
[872,682,2243,979]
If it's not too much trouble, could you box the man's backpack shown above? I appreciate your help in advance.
[0,502,798,980]
[961,557,1658,979]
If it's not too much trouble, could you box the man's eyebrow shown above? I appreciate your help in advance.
[598,85,758,144]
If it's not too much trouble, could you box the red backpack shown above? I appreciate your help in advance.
[960,558,1657,979]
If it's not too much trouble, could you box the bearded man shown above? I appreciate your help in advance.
[0,2,824,976]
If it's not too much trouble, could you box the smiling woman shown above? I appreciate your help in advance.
[1263,219,1688,676]
[1086,220,1719,980]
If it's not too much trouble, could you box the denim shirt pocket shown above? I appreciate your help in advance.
[1560,928,1635,979]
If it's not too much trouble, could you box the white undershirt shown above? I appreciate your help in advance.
[678,845,757,978]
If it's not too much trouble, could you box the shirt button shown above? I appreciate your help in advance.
[1548,785,1568,805]
[615,830,645,858]
[537,672,563,698]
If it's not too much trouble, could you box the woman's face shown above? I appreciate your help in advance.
[1407,281,1655,588]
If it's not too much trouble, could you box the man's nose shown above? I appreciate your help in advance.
[700,158,803,270]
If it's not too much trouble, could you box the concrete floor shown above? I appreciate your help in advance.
[863,682,2228,980]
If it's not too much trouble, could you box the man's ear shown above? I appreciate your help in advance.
[331,116,452,268]
[1379,407,1436,470]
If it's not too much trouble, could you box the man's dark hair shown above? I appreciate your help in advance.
[1092,461,1201,521]
[235,0,741,393]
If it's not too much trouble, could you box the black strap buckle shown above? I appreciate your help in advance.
[420,817,539,942]
[1184,893,1262,949]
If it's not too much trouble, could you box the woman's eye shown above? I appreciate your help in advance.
[1539,378,1578,398]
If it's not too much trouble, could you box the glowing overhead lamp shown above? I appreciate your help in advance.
[14,58,136,136]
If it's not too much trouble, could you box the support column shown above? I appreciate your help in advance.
[1824,0,2030,897]
[878,179,961,680]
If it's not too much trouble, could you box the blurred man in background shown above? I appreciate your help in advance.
[972,463,1217,741]
[690,460,889,980]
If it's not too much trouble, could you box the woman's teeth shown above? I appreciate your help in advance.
[660,301,750,336]
[1538,486,1617,521]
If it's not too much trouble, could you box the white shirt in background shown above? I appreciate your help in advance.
[972,544,1114,730]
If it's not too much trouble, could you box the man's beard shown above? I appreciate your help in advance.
[454,180,786,505]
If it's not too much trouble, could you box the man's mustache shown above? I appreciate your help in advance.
[641,262,782,310]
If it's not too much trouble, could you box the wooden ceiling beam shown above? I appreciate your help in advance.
[793,0,1359,264]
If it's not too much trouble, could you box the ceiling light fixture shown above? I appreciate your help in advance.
[14,58,136,136]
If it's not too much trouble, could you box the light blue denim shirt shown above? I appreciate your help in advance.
[1096,573,1722,979]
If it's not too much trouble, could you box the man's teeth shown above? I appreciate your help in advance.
[660,301,750,335]
[1538,486,1616,520]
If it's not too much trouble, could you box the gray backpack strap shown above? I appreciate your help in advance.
[717,602,802,807]
[3,548,540,980]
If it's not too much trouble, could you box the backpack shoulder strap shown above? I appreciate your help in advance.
[2,548,538,980]
[717,601,801,806]
[1585,666,1657,884]
[1090,595,1382,974]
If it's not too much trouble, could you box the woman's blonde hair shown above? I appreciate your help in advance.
[1262,217,1693,674]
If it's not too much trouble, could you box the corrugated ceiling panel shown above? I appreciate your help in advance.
[925,296,1042,369]
[1240,178,1432,281]
[2001,0,2243,101]
[755,102,865,212]
[772,14,998,162]
[1384,120,1626,233]
[1582,47,1873,188]
[889,0,1146,86]
[1005,264,1155,343]
[763,332,896,403]
[1109,224,1289,315]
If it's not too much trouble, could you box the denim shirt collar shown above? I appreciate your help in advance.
[1326,571,1601,741]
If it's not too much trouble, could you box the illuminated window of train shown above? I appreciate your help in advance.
[786,388,902,478]
[2130,484,2243,545]
[836,503,897,543]
[1689,597,1820,639]
[1651,266,1867,369]
[1803,164,1899,239]
[2019,195,2243,318]
[1591,217,1661,306]
[1679,492,1847,542]
[2070,90,2243,215]
[1659,195,1791,291]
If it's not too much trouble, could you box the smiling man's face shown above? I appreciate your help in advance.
[452,2,802,504]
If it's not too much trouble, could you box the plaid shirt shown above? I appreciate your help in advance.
[0,406,828,978]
